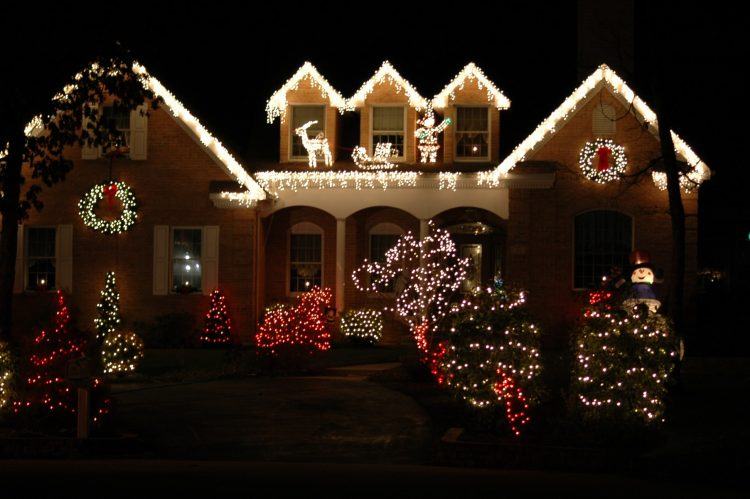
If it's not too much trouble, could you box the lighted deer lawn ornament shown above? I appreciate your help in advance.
[295,120,332,168]
[351,142,398,170]
[415,107,452,163]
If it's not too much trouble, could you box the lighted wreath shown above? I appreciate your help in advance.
[578,138,627,184]
[78,181,137,234]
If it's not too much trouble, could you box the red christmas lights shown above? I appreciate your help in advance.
[201,289,233,344]
[493,369,531,437]
[256,287,333,354]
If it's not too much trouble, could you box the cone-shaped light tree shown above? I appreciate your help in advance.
[201,289,233,345]
[94,272,121,342]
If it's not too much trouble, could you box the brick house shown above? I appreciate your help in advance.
[11,61,709,346]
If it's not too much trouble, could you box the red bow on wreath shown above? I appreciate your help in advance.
[596,146,611,172]
[103,183,118,207]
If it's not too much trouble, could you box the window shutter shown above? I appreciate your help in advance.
[81,105,101,160]
[56,225,73,292]
[13,225,24,294]
[153,225,170,295]
[201,226,220,295]
[129,104,148,160]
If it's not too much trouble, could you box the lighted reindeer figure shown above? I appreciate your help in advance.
[415,108,452,163]
[295,120,332,168]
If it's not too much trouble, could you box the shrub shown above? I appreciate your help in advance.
[135,312,199,348]
[431,285,543,436]
[572,301,677,426]
[341,308,383,345]
[102,330,145,375]
[0,341,13,412]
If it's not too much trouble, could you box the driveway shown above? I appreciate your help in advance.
[111,373,431,462]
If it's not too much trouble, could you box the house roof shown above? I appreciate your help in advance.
[133,63,267,203]
[265,62,347,123]
[347,61,429,111]
[431,62,511,110]
[487,64,710,187]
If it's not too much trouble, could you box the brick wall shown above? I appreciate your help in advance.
[504,89,699,347]
[14,106,256,343]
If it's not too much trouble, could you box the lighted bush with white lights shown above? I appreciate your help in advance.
[0,341,13,412]
[102,331,145,375]
[572,301,677,426]
[341,308,383,345]
[430,285,543,436]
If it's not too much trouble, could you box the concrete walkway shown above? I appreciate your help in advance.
[111,371,430,462]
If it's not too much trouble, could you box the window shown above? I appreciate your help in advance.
[26,227,56,290]
[172,228,202,292]
[592,103,616,135]
[455,106,489,160]
[291,105,326,159]
[102,105,131,151]
[290,224,323,293]
[372,106,405,158]
[574,211,632,289]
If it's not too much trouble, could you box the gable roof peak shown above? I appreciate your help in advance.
[347,61,428,110]
[265,62,347,123]
[432,62,511,110]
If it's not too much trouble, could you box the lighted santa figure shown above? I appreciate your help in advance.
[623,250,661,313]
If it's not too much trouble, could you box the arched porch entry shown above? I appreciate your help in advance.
[432,207,508,292]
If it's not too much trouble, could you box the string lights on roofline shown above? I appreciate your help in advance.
[254,170,421,194]
[487,64,710,188]
[132,62,266,203]
[265,61,347,123]
[432,62,511,110]
[347,61,429,111]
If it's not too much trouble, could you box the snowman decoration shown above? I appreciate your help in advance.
[622,250,661,313]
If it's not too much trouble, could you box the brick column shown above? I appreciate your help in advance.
[336,218,346,314]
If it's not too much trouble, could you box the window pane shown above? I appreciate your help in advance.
[372,134,404,157]
[456,107,488,132]
[574,211,632,288]
[292,106,325,158]
[172,228,202,292]
[26,228,56,290]
[373,107,404,131]
[456,107,489,158]
[290,233,322,292]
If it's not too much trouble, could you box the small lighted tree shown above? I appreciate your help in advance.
[352,223,469,353]
[201,289,233,345]
[0,341,13,411]
[102,331,144,375]
[94,272,122,341]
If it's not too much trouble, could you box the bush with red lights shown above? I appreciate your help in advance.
[12,291,110,428]
[255,287,333,355]
[430,285,543,436]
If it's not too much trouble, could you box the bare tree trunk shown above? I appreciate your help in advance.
[656,109,686,336]
[0,132,24,341]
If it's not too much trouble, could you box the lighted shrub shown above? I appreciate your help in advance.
[256,287,333,355]
[341,308,383,345]
[431,285,543,436]
[572,301,677,425]
[0,341,13,411]
[102,330,145,375]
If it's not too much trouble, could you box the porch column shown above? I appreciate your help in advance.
[336,218,346,314]
[420,219,430,240]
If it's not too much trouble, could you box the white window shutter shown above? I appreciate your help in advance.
[153,225,170,295]
[55,225,73,293]
[13,225,24,293]
[202,226,219,295]
[81,105,101,160]
[129,104,148,160]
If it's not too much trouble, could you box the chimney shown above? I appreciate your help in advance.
[577,0,635,79]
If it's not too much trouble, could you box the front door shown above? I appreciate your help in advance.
[460,244,482,292]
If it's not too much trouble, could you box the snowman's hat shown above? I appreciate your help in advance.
[629,250,654,270]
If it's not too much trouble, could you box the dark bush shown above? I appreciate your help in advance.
[134,312,199,348]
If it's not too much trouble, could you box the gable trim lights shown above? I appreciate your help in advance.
[432,62,511,110]
[347,61,429,111]
[265,62,347,123]
[486,64,710,186]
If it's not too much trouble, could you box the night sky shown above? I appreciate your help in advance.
[2,3,747,271]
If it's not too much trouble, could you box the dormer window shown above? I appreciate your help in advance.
[455,106,490,161]
[372,106,405,158]
[291,105,326,160]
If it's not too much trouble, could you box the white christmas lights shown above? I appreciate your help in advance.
[487,65,710,189]
[265,62,347,122]
[432,62,511,110]
[578,138,628,184]
[341,308,384,345]
[415,107,452,163]
[102,330,144,375]
[347,61,428,111]
[295,120,332,168]
[438,172,461,191]
[255,170,420,194]
[78,181,137,234]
